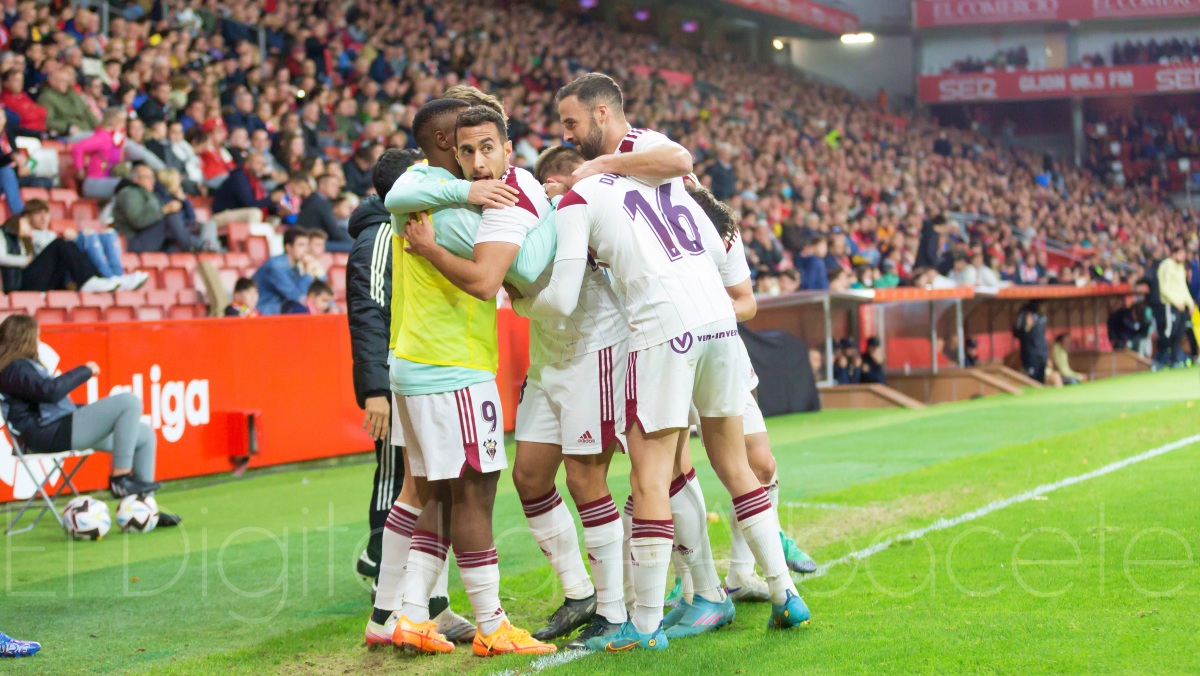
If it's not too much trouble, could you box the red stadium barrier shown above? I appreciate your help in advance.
[0,310,532,504]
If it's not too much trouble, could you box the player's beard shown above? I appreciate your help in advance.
[578,117,605,160]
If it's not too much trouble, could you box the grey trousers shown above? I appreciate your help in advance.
[70,393,156,483]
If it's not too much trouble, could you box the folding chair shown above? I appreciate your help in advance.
[1,394,95,536]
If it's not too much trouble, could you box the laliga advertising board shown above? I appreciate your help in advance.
[919,63,1200,103]
[0,313,532,503]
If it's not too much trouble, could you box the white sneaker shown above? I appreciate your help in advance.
[724,570,771,603]
[433,607,476,643]
[364,611,398,647]
[117,271,150,291]
[81,276,121,293]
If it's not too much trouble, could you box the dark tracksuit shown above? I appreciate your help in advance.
[346,195,403,572]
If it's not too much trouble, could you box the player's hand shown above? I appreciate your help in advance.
[403,212,437,258]
[502,282,523,301]
[544,181,568,200]
[85,361,101,376]
[362,396,389,441]
[571,155,613,183]
[467,180,519,209]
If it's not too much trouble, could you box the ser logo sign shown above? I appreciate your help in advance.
[938,77,998,102]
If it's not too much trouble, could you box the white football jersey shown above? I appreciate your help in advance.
[554,173,734,351]
[477,166,551,247]
[520,245,629,366]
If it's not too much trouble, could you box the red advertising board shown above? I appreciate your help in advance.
[0,311,531,503]
[915,0,1200,28]
[722,0,859,34]
[919,63,1200,102]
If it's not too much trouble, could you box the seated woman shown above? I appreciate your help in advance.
[1,208,143,292]
[22,198,145,286]
[0,316,180,525]
[70,107,128,199]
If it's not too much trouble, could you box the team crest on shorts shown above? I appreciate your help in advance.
[484,439,498,460]
[670,332,694,354]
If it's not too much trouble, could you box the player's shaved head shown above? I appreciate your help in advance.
[534,146,584,184]
[443,85,507,123]
[412,98,469,152]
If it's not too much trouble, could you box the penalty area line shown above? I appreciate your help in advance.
[808,433,1200,578]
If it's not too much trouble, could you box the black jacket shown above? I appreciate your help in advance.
[2,230,26,293]
[346,195,393,408]
[0,360,91,452]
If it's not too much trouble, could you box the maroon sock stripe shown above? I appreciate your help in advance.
[668,472,689,497]
[456,548,499,568]
[578,494,621,528]
[385,505,420,536]
[409,530,450,559]
[623,496,635,516]
[631,518,674,540]
[521,488,563,518]
[732,487,773,522]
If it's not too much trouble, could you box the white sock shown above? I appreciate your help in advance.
[522,489,594,600]
[669,470,723,603]
[733,488,797,604]
[766,473,781,528]
[376,501,420,611]
[400,530,449,623]
[579,494,626,623]
[432,551,450,600]
[630,518,673,634]
[621,496,636,607]
[457,548,506,635]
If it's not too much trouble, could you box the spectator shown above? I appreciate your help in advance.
[0,111,51,214]
[1154,240,1196,368]
[860,336,886,384]
[1013,301,1049,382]
[22,198,138,284]
[251,130,289,189]
[112,163,201,253]
[795,236,829,291]
[343,143,381,197]
[212,152,274,228]
[964,337,979,367]
[224,277,260,317]
[194,121,236,188]
[1,69,46,136]
[252,228,323,315]
[0,208,128,292]
[297,173,353,251]
[283,279,337,314]
[970,251,1003,287]
[828,267,852,292]
[70,107,127,199]
[948,254,975,287]
[38,67,96,138]
[154,167,218,251]
[225,89,267,134]
[705,144,736,201]
[1051,334,1085,385]
[151,121,205,194]
[0,315,180,525]
[833,338,861,384]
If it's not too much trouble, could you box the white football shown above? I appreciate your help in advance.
[62,496,111,540]
[115,495,159,533]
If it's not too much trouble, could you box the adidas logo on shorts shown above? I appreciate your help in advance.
[577,431,597,444]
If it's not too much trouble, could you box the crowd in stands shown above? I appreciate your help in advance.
[941,36,1200,73]
[1085,109,1200,190]
[0,0,1193,326]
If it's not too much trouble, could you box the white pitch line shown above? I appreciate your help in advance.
[808,433,1200,578]
[786,501,856,510]
[492,432,1200,676]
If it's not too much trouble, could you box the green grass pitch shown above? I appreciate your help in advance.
[3,368,1197,674]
